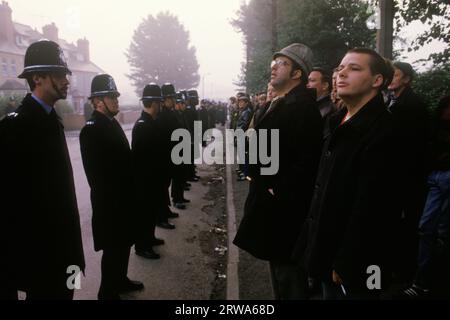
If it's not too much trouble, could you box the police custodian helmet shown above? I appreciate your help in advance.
[141,83,163,102]
[89,74,120,99]
[175,92,186,104]
[187,89,199,105]
[161,83,176,98]
[18,40,71,78]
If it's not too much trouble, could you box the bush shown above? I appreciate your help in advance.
[413,64,450,111]
[54,100,74,117]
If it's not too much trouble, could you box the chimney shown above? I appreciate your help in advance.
[0,1,14,43]
[42,22,58,43]
[77,38,90,61]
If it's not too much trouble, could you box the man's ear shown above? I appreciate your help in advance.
[291,68,302,80]
[92,97,102,109]
[32,74,43,86]
[372,74,384,89]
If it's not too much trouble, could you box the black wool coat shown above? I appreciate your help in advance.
[233,84,323,261]
[131,111,167,210]
[79,110,137,251]
[293,94,402,289]
[0,94,85,290]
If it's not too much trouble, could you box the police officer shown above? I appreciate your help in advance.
[171,92,189,208]
[157,83,182,229]
[79,74,143,300]
[0,40,85,300]
[132,83,166,260]
[185,90,201,181]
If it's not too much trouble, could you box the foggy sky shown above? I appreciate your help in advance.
[7,0,245,104]
[6,0,444,104]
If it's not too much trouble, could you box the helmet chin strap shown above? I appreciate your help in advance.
[101,97,117,118]
[50,75,64,100]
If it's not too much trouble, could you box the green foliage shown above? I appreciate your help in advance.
[54,100,74,117]
[278,0,375,67]
[396,0,450,66]
[413,63,450,110]
[232,0,377,93]
[126,12,200,95]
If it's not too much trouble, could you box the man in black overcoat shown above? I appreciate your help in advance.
[79,74,143,300]
[294,48,401,299]
[387,61,430,282]
[131,83,166,260]
[233,43,323,299]
[0,40,84,300]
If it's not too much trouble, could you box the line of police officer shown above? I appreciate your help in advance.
[0,39,202,300]
[81,76,202,299]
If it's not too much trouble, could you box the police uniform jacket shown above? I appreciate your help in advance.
[131,111,166,208]
[0,94,85,289]
[79,110,137,251]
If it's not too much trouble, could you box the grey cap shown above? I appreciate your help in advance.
[273,43,313,76]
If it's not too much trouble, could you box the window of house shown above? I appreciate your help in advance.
[2,58,8,76]
[71,74,77,87]
[10,59,17,76]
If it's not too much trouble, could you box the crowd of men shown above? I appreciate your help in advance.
[0,37,449,301]
[231,43,450,300]
[0,40,224,300]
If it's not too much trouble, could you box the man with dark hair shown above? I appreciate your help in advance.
[294,47,400,299]
[0,40,85,300]
[234,43,323,299]
[80,74,144,300]
[307,67,336,118]
[387,61,429,284]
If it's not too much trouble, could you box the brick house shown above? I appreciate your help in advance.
[0,1,103,114]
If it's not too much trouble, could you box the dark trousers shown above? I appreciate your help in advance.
[99,246,130,297]
[269,260,308,300]
[415,170,450,289]
[171,177,185,203]
[157,178,172,223]
[135,210,157,252]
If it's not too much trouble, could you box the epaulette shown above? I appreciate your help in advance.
[137,119,145,123]
[86,120,95,125]
[6,112,19,119]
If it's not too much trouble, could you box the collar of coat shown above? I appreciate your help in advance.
[389,86,420,112]
[261,84,315,118]
[89,109,117,126]
[139,110,156,122]
[328,93,387,135]
[283,84,316,105]
[11,93,62,126]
